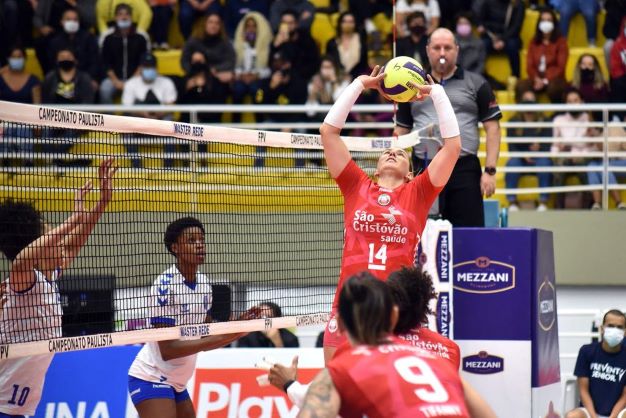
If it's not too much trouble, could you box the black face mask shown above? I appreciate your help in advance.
[410,25,426,37]
[568,111,582,118]
[580,68,595,83]
[190,62,207,75]
[58,60,75,71]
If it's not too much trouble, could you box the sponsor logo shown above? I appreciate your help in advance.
[462,351,504,374]
[352,209,409,244]
[180,324,210,337]
[538,277,556,331]
[48,334,113,353]
[454,257,515,294]
[0,345,9,360]
[290,133,321,146]
[371,139,392,149]
[258,131,266,143]
[44,401,111,418]
[38,107,105,127]
[436,231,451,283]
[264,318,273,330]
[152,383,170,388]
[296,313,329,327]
[328,317,338,333]
[173,122,204,137]
[129,388,141,396]
[436,293,450,338]
[377,193,391,206]
[590,361,626,383]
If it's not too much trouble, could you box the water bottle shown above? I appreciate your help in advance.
[500,207,508,228]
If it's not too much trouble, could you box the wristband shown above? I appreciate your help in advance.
[429,84,460,139]
[323,79,364,130]
[283,379,295,393]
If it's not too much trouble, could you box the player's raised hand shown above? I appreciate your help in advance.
[358,65,386,91]
[74,181,93,214]
[97,157,118,208]
[408,74,436,102]
[237,305,264,321]
[268,356,299,391]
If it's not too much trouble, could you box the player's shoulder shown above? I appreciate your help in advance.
[153,265,178,287]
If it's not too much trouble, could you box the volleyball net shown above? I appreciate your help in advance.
[0,101,445,359]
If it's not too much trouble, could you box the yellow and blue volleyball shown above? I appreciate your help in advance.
[380,56,427,103]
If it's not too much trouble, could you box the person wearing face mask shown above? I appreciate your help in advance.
[0,47,41,104]
[516,8,569,103]
[42,48,95,104]
[472,0,524,79]
[100,3,149,104]
[306,56,350,122]
[179,53,229,125]
[326,12,369,79]
[48,8,100,86]
[572,54,610,105]
[96,0,152,34]
[567,309,626,418]
[396,0,441,37]
[454,13,486,76]
[396,11,429,71]
[232,12,272,111]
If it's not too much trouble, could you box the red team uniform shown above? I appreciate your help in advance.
[324,160,441,347]
[399,327,461,370]
[328,338,469,418]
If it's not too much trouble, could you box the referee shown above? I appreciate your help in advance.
[395,28,502,227]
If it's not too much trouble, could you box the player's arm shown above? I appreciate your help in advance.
[461,378,497,418]
[156,330,247,361]
[297,369,341,418]
[412,78,461,188]
[320,66,385,178]
[609,385,626,418]
[578,377,598,417]
[481,119,500,197]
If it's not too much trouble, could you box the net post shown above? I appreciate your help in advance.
[602,108,609,211]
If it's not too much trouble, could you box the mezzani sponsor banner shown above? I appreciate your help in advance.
[462,351,505,375]
[437,292,451,338]
[454,256,516,294]
[436,231,451,284]
[48,334,113,353]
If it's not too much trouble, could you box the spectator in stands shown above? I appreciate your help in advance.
[179,52,229,123]
[48,8,100,87]
[96,0,152,34]
[552,0,600,47]
[149,0,175,50]
[396,28,502,227]
[347,0,393,54]
[255,50,307,125]
[325,12,369,79]
[42,48,95,103]
[100,3,149,104]
[181,13,235,91]
[0,47,41,104]
[269,0,315,33]
[122,52,177,167]
[224,0,271,37]
[587,125,626,210]
[552,88,596,209]
[505,89,553,211]
[455,12,486,75]
[237,302,299,348]
[178,0,223,39]
[472,0,524,79]
[602,0,626,70]
[516,8,569,103]
[270,10,320,82]
[609,17,626,109]
[438,0,471,28]
[3,0,36,49]
[396,0,440,37]
[396,11,429,69]
[571,53,609,122]
[233,12,272,108]
[305,56,350,122]
[565,309,626,418]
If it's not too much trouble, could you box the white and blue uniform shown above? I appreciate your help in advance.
[128,265,212,404]
[0,269,63,417]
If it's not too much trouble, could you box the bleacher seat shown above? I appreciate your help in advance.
[311,12,337,55]
[567,10,606,48]
[155,50,185,77]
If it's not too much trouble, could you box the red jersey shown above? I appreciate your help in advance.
[333,160,441,307]
[398,328,461,370]
[328,338,469,418]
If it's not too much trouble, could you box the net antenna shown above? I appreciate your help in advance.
[0,101,435,359]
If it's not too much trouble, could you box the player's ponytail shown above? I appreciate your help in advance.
[338,273,394,345]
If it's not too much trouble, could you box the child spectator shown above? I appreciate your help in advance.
[325,12,369,79]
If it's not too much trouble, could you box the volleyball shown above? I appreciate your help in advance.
[380,56,427,103]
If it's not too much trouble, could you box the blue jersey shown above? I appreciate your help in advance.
[574,342,626,416]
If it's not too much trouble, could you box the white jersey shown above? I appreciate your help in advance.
[129,265,213,392]
[0,268,63,415]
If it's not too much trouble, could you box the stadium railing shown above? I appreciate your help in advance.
[22,102,626,210]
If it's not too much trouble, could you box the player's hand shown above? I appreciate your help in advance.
[481,172,496,197]
[237,305,263,321]
[407,74,435,102]
[97,157,118,207]
[358,65,386,92]
[74,180,93,214]
[268,356,299,391]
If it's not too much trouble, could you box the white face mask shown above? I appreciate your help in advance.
[603,326,625,348]
[63,20,80,34]
[538,20,554,34]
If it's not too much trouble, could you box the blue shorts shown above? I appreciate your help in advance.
[128,376,191,405]
[0,413,25,418]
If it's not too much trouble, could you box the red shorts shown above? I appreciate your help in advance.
[322,309,348,348]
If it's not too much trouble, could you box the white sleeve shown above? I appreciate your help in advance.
[287,381,310,408]
[121,79,134,106]
[429,0,441,18]
[163,78,178,104]
[148,277,177,326]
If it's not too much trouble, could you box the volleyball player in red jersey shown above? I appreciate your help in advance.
[320,66,461,362]
[297,274,495,418]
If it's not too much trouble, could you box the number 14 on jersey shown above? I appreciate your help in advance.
[368,243,387,271]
